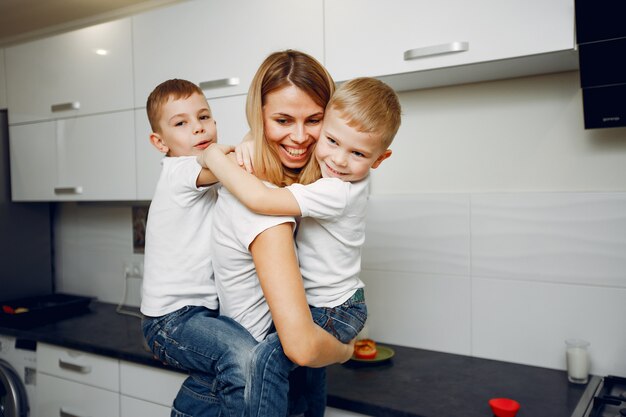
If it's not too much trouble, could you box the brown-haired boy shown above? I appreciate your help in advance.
[141,79,255,417]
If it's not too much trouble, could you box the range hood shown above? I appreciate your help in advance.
[575,0,626,129]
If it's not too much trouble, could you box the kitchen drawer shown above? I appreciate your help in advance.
[121,395,172,417]
[119,361,185,406]
[37,343,120,391]
[37,372,120,417]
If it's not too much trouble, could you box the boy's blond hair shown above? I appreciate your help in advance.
[328,77,401,150]
[146,79,206,133]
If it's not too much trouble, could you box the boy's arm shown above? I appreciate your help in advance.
[198,144,302,216]
[196,167,219,187]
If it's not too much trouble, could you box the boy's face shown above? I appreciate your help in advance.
[315,107,391,182]
[150,92,217,157]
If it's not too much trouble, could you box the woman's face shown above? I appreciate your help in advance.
[262,85,325,169]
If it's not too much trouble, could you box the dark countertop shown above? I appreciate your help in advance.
[0,301,588,417]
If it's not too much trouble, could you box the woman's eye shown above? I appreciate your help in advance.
[307,118,321,125]
[275,118,288,125]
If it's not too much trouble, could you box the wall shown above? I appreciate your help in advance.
[54,70,626,377]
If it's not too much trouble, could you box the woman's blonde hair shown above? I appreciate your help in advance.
[246,50,334,186]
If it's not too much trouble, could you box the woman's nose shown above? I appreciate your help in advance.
[291,124,307,144]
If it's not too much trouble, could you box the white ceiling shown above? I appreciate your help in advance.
[0,0,181,47]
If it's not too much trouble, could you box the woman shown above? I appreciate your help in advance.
[211,50,352,416]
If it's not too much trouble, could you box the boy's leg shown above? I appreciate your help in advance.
[246,331,295,417]
[142,306,257,417]
[299,288,368,417]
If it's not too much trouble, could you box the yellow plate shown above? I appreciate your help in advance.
[351,345,395,362]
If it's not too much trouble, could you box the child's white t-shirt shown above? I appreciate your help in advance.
[211,184,296,342]
[287,176,368,308]
[141,156,219,317]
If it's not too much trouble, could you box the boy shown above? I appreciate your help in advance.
[199,76,401,416]
[140,78,256,417]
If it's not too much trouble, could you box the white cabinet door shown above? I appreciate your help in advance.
[135,94,248,200]
[37,373,120,417]
[325,407,370,417]
[119,361,186,407]
[0,49,7,109]
[121,396,172,417]
[5,18,134,124]
[10,111,136,201]
[325,0,575,84]
[132,0,323,104]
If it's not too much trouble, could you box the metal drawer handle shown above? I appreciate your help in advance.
[60,407,90,417]
[199,77,240,90]
[54,186,83,195]
[404,41,469,60]
[58,359,92,374]
[51,102,81,112]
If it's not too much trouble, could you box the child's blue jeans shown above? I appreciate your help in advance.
[247,288,367,417]
[141,305,257,417]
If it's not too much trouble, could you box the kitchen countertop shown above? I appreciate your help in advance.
[0,301,588,417]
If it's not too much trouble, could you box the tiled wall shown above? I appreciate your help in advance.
[361,192,626,377]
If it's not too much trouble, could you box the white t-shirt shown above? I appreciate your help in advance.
[211,185,296,341]
[287,176,368,308]
[141,156,219,317]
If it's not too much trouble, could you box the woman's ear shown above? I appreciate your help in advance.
[150,133,169,154]
[371,149,392,169]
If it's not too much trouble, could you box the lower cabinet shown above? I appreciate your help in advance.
[325,407,370,417]
[37,373,120,417]
[36,343,185,417]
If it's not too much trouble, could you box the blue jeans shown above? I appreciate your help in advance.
[142,305,258,417]
[247,289,367,417]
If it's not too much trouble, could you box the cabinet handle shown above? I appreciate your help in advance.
[54,186,83,195]
[403,41,469,61]
[60,407,89,417]
[51,102,81,112]
[58,359,92,373]
[199,77,240,90]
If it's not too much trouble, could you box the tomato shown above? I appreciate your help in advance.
[354,339,378,359]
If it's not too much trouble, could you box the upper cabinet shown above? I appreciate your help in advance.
[324,0,577,90]
[5,18,134,124]
[132,0,324,105]
[0,49,6,109]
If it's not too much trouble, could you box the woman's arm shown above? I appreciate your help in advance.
[199,144,301,216]
[250,222,354,367]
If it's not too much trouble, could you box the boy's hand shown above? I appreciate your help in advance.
[235,134,255,174]
[197,143,235,168]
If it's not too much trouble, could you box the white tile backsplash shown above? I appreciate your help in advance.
[53,191,626,376]
[471,277,626,377]
[363,194,471,276]
[361,269,471,356]
[471,192,626,288]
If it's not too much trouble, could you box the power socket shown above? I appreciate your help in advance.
[124,261,143,279]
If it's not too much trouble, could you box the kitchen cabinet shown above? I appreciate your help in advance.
[5,18,134,124]
[37,343,185,417]
[324,0,577,91]
[9,111,137,201]
[120,361,186,416]
[325,407,370,417]
[132,0,323,105]
[135,94,248,200]
[36,343,121,417]
[0,49,6,109]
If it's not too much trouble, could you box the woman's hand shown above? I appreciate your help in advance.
[235,133,255,174]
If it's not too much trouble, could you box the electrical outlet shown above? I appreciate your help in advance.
[124,261,143,279]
